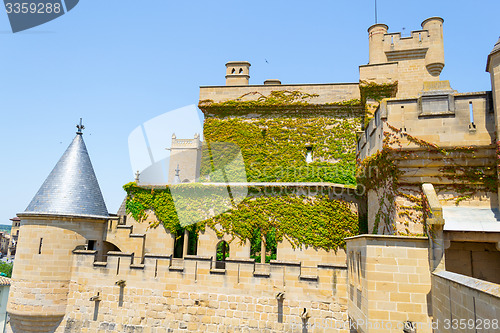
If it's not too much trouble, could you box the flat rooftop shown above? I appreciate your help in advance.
[443,207,500,232]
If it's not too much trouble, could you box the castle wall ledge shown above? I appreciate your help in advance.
[143,253,171,259]
[134,182,357,188]
[183,254,212,261]
[17,212,109,222]
[433,270,500,297]
[345,234,428,241]
[200,82,359,88]
[359,61,398,68]
[390,144,496,151]
[106,251,133,257]
[454,91,491,97]
[72,250,97,255]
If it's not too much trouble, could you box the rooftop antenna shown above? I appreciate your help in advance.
[76,118,85,135]
[374,0,378,24]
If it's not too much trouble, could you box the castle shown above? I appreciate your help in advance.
[6,17,500,332]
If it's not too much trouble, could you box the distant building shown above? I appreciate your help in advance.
[0,233,9,257]
[7,218,20,259]
[0,277,10,332]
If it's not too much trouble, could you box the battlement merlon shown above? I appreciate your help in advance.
[367,17,445,83]
[170,133,202,150]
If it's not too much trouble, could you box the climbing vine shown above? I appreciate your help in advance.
[124,182,358,251]
[201,116,361,184]
[359,81,398,104]
[359,81,398,128]
[357,123,497,235]
[199,90,362,117]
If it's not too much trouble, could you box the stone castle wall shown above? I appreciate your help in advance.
[57,250,350,332]
[346,235,432,333]
[432,270,500,333]
[359,88,497,235]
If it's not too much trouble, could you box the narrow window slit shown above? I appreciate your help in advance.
[469,101,476,131]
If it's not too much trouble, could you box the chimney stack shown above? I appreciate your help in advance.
[225,61,251,86]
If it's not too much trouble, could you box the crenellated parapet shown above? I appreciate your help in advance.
[60,249,349,331]
[362,17,445,98]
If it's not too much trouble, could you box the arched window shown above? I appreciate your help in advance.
[216,240,229,269]
[250,228,277,263]
[305,144,313,164]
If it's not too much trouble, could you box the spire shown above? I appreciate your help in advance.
[76,118,85,135]
[24,124,108,218]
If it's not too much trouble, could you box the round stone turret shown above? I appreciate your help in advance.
[7,123,109,333]
[421,17,445,76]
[368,23,389,64]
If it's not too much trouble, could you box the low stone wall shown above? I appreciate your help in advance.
[57,251,350,332]
[432,270,500,333]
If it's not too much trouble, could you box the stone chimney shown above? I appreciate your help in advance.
[225,61,251,86]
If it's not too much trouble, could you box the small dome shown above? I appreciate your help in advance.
[24,133,108,218]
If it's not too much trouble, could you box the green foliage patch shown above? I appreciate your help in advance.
[357,123,498,235]
[124,183,358,251]
[0,261,13,278]
[199,90,362,117]
[201,117,360,184]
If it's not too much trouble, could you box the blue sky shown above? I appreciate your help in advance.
[0,0,499,224]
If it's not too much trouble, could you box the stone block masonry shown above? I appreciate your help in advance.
[346,235,432,333]
[432,270,500,333]
[57,251,350,332]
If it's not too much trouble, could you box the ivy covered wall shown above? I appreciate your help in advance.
[201,117,360,184]
[199,90,363,185]
[124,183,358,251]
[122,87,402,249]
[357,123,497,235]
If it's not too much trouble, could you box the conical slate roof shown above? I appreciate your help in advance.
[25,132,108,218]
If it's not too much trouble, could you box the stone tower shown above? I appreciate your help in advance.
[487,36,500,207]
[361,17,445,98]
[7,124,109,333]
[168,133,202,183]
[225,61,250,85]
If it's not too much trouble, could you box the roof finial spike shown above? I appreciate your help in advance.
[76,118,85,135]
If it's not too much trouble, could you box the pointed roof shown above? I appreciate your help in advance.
[24,130,108,218]
[486,36,500,72]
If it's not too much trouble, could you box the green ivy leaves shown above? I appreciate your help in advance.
[124,183,358,251]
